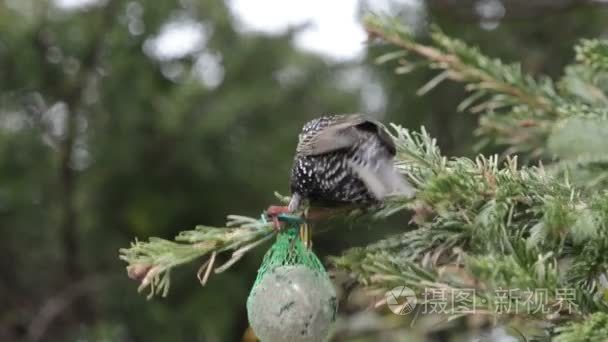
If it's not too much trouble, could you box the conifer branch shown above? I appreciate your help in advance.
[365,15,608,158]
[365,15,560,114]
[118,196,415,299]
[119,215,275,298]
[334,124,608,339]
[575,39,608,72]
[553,312,608,342]
[118,14,608,341]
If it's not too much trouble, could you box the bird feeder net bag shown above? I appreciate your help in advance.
[247,223,337,342]
[249,227,326,290]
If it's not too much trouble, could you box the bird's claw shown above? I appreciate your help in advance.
[266,205,291,231]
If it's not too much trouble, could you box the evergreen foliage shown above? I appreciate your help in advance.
[121,14,608,340]
[337,15,608,340]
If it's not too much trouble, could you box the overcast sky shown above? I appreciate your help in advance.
[229,0,423,60]
[54,0,422,61]
[229,0,368,60]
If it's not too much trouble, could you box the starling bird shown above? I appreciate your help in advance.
[287,114,414,212]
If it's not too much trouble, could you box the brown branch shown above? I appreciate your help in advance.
[50,0,121,328]
[26,276,105,342]
[364,21,554,113]
[58,0,120,282]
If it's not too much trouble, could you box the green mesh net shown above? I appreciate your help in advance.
[250,226,326,291]
[246,219,337,341]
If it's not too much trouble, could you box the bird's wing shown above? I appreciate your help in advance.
[355,119,396,156]
[348,157,415,199]
[298,121,361,156]
[298,115,396,156]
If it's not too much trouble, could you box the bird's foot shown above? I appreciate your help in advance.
[266,205,291,231]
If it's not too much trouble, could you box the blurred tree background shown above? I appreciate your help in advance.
[0,0,607,341]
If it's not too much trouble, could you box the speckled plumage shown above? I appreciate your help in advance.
[288,114,413,210]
